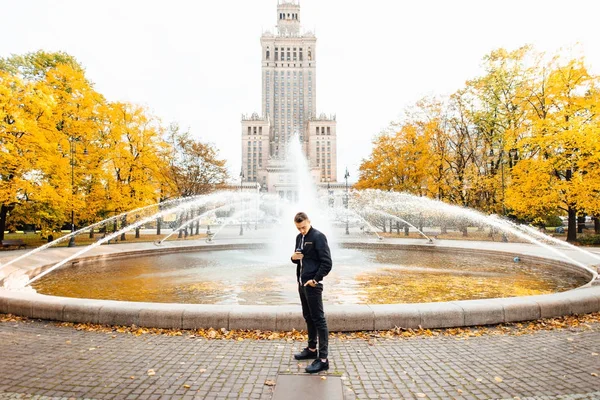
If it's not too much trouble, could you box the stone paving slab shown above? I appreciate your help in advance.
[271,374,343,399]
[1,319,599,399]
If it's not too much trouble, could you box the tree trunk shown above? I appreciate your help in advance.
[577,214,585,234]
[89,227,94,239]
[404,225,409,236]
[461,226,468,237]
[135,227,140,238]
[156,217,162,235]
[195,220,200,235]
[567,207,577,242]
[120,214,127,241]
[0,204,8,241]
[594,215,600,234]
[396,221,400,234]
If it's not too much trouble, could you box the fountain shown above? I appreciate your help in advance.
[0,138,599,331]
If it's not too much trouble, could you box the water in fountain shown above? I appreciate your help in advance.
[1,137,598,295]
[264,134,338,261]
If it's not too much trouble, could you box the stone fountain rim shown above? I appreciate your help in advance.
[1,240,599,331]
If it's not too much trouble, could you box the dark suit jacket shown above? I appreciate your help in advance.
[291,226,332,284]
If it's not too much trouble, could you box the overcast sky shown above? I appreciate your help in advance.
[2,0,599,182]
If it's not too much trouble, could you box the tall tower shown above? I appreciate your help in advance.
[242,0,337,197]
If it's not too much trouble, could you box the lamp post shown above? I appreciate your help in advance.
[68,136,86,247]
[327,177,334,208]
[239,169,244,236]
[255,184,259,230]
[344,168,350,235]
[489,147,519,242]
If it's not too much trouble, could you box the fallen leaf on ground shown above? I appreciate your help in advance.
[183,384,190,389]
[591,373,598,377]
[264,380,276,386]
[416,393,426,398]
[494,376,503,383]
[147,369,156,376]
[3,312,596,342]
[321,376,326,380]
[199,369,206,373]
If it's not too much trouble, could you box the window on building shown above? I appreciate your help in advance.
[327,127,330,135]
[253,127,257,134]
[266,49,270,60]
[259,127,262,134]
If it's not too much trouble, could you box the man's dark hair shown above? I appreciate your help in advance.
[294,212,309,223]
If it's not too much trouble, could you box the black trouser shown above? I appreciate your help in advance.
[299,283,328,359]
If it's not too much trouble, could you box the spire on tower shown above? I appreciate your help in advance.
[276,0,301,35]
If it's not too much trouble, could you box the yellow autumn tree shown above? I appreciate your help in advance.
[463,46,532,214]
[356,122,431,194]
[0,70,56,239]
[506,54,600,241]
[0,51,110,237]
[103,102,171,239]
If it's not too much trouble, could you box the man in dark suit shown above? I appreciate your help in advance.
[290,212,332,373]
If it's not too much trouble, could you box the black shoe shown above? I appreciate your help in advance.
[305,359,329,373]
[294,347,318,360]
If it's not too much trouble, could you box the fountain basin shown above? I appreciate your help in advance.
[1,240,599,331]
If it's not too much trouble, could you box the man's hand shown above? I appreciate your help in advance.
[304,279,317,287]
[291,251,304,261]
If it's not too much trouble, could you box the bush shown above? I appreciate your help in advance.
[544,215,564,228]
[577,234,600,245]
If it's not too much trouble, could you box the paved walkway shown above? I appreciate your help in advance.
[1,318,599,400]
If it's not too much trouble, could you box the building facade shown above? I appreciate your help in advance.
[241,0,337,197]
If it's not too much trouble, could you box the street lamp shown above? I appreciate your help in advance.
[344,167,350,235]
[327,178,334,208]
[490,147,519,242]
[239,169,244,236]
[68,136,87,247]
[255,184,259,230]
